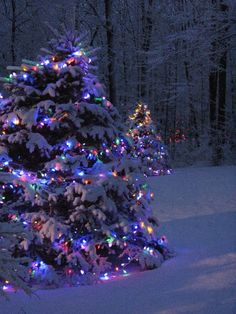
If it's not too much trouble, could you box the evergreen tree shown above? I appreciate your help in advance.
[127,102,172,176]
[0,31,172,289]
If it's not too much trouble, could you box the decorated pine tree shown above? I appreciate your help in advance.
[0,30,172,289]
[127,102,172,176]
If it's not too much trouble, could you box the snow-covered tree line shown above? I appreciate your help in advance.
[0,0,235,166]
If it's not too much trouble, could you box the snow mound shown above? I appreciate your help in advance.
[1,165,236,314]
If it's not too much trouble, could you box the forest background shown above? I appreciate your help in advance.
[0,0,235,166]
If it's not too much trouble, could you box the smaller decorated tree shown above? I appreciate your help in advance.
[127,102,172,176]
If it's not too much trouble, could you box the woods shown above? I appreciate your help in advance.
[0,0,235,165]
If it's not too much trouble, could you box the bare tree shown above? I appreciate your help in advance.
[1,0,32,64]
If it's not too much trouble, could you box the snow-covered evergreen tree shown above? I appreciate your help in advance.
[127,102,172,176]
[0,30,172,289]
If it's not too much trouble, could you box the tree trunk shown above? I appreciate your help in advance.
[74,1,80,31]
[104,0,116,104]
[217,52,226,139]
[140,0,153,100]
[209,0,228,165]
[11,0,16,65]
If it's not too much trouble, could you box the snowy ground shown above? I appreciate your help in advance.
[1,165,236,314]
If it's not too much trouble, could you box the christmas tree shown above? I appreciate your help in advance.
[0,30,172,289]
[127,102,172,176]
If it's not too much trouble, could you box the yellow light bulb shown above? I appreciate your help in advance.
[147,226,153,234]
[53,63,59,71]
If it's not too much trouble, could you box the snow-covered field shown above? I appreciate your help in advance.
[1,165,236,314]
